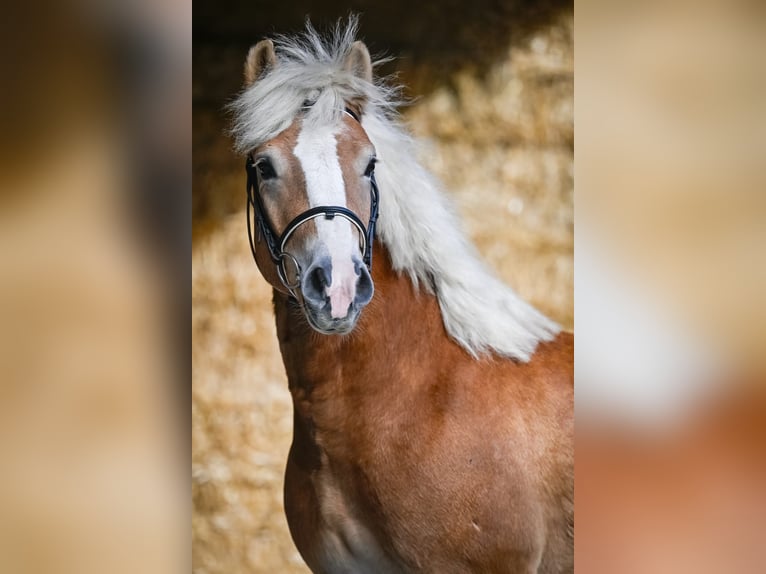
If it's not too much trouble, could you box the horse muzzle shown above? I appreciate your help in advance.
[299,255,373,334]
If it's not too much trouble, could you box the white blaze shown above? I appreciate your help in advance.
[293,123,358,318]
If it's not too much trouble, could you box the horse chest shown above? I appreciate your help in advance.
[301,466,405,574]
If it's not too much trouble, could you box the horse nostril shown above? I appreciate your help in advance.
[304,259,333,305]
[311,266,329,292]
[355,265,374,306]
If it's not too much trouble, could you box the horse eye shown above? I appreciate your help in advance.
[256,159,277,180]
[364,158,377,177]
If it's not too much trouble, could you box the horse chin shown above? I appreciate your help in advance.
[302,304,361,336]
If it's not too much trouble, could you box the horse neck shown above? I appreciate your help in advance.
[272,242,452,431]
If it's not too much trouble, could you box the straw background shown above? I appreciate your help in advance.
[193,2,572,571]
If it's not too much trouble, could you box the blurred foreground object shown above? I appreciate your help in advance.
[0,0,188,572]
[577,392,766,574]
[576,0,766,571]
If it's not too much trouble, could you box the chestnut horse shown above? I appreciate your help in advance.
[230,21,573,574]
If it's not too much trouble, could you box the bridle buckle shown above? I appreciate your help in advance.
[276,251,302,294]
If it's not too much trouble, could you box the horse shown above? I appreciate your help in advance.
[229,20,573,574]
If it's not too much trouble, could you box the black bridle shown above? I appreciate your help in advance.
[245,108,380,298]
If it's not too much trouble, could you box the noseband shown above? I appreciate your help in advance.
[245,108,380,298]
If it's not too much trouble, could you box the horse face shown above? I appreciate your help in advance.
[252,113,376,334]
[243,39,377,334]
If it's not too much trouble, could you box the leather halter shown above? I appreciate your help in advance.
[245,108,380,298]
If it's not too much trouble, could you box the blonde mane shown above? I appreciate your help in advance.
[229,18,560,361]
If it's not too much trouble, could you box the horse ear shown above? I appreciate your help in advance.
[343,41,372,83]
[244,39,277,87]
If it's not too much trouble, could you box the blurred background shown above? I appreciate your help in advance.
[0,0,188,573]
[193,1,572,572]
[576,1,766,572]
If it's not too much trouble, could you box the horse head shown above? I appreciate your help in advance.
[242,40,378,335]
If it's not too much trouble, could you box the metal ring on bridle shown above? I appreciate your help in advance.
[277,251,302,292]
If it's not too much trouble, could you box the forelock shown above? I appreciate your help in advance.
[227,17,400,154]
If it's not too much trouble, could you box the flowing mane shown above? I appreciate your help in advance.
[228,18,560,361]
